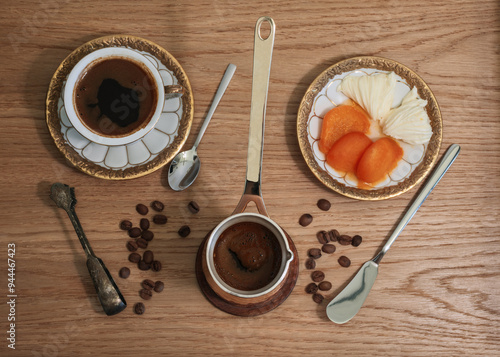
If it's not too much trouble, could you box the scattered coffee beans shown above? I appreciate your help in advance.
[153,214,167,225]
[305,282,318,294]
[136,238,148,249]
[316,230,329,245]
[338,256,351,268]
[120,220,132,230]
[178,225,191,238]
[119,267,130,279]
[141,230,154,242]
[338,234,352,246]
[352,235,362,247]
[299,213,313,227]
[303,200,369,308]
[188,201,200,214]
[126,240,138,252]
[151,200,164,212]
[139,288,153,300]
[140,218,150,231]
[317,199,331,211]
[308,248,322,259]
[311,270,325,282]
[138,260,150,271]
[134,302,145,315]
[128,227,142,238]
[141,279,155,290]
[151,260,162,272]
[312,293,324,304]
[305,258,316,270]
[128,252,141,263]
[154,281,164,293]
[318,281,332,291]
[322,244,336,254]
[143,250,154,264]
[136,204,149,215]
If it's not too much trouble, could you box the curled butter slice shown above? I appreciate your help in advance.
[382,87,433,145]
[337,72,396,123]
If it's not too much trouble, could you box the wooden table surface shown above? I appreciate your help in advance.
[1,0,499,356]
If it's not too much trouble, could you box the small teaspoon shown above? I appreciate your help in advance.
[168,64,236,191]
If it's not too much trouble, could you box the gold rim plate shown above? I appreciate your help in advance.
[46,35,194,180]
[297,56,442,200]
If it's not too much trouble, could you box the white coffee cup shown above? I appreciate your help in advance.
[63,47,183,146]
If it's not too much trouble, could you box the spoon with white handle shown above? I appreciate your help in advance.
[326,144,461,324]
[168,64,236,191]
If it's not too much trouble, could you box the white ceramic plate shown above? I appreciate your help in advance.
[297,56,442,200]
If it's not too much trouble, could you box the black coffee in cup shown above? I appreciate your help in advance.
[213,222,282,291]
[74,57,158,137]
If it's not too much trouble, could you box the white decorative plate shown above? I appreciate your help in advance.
[297,56,442,200]
[46,35,194,180]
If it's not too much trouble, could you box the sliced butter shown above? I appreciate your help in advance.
[382,87,433,145]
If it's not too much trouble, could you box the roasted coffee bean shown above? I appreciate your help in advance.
[178,225,191,238]
[338,256,351,268]
[134,302,145,315]
[126,240,138,252]
[154,281,164,293]
[311,270,325,282]
[312,293,324,304]
[153,214,167,225]
[119,267,130,279]
[139,288,152,300]
[140,218,150,231]
[322,244,336,254]
[151,260,162,272]
[318,281,332,291]
[299,213,313,227]
[308,248,322,259]
[141,279,155,290]
[316,230,329,245]
[128,227,141,238]
[317,199,331,211]
[135,203,149,216]
[151,200,164,212]
[328,229,340,242]
[143,250,154,264]
[305,258,316,270]
[138,260,150,271]
[338,234,352,245]
[136,204,148,215]
[188,201,200,214]
[120,220,133,230]
[129,252,141,263]
[136,238,148,249]
[141,230,154,242]
[305,282,318,294]
[352,235,363,247]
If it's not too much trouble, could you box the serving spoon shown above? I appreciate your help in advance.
[50,183,127,316]
[168,64,236,191]
[326,144,460,324]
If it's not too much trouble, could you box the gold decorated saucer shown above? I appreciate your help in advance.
[297,56,442,200]
[46,35,194,180]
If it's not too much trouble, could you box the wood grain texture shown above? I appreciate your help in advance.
[0,0,499,356]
